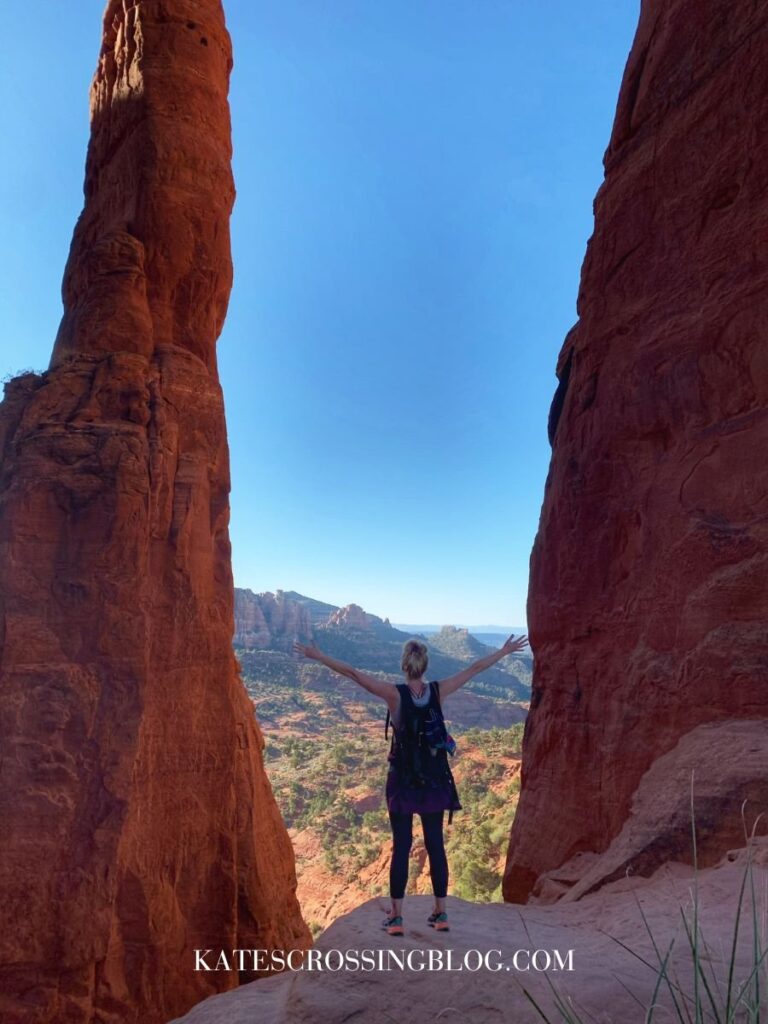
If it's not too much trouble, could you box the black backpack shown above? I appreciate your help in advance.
[385,681,455,750]
[385,682,459,822]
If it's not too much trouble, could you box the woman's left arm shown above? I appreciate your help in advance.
[438,633,529,698]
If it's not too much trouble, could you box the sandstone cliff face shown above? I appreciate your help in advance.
[325,603,381,630]
[0,4,311,1023]
[50,0,234,374]
[234,589,314,649]
[232,590,392,648]
[504,0,768,903]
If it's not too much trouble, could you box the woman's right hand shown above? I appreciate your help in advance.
[500,634,529,656]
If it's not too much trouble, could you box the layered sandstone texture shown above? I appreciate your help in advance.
[232,589,392,649]
[234,589,314,649]
[0,3,311,1023]
[504,0,768,903]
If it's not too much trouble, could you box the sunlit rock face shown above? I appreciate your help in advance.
[0,3,311,1022]
[234,589,315,648]
[504,0,768,903]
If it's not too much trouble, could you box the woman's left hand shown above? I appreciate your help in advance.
[500,634,529,656]
[293,640,320,659]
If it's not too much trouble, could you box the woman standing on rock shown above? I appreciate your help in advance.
[292,632,529,935]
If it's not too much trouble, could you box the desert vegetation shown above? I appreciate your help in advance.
[265,719,524,905]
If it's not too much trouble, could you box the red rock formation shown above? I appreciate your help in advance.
[504,0,768,903]
[50,1,234,374]
[0,3,311,1022]
[234,588,314,648]
[325,603,380,629]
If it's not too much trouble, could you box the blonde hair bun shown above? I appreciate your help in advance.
[401,639,428,679]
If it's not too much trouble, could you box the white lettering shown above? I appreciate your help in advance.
[484,949,504,972]
[553,949,575,971]
[512,949,530,971]
[304,948,322,971]
[531,949,552,971]
[406,949,426,971]
[386,949,406,970]
[287,948,305,970]
[271,948,286,970]
[428,948,444,970]
[189,944,574,974]
[194,950,213,971]
[463,949,483,972]
[325,949,344,972]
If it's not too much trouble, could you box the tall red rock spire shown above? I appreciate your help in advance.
[504,0,768,903]
[51,0,236,373]
[0,3,311,1022]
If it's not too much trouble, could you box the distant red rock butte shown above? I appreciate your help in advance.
[326,602,380,629]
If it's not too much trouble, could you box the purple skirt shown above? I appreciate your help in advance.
[385,762,462,816]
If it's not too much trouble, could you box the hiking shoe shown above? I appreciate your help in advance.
[427,911,449,931]
[381,915,404,936]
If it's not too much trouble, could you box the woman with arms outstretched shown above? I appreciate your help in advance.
[292,632,529,935]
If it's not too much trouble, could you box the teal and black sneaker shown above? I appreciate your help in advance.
[381,914,404,936]
[427,911,449,931]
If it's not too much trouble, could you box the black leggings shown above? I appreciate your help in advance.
[388,810,448,900]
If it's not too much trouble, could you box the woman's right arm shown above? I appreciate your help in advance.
[292,641,399,708]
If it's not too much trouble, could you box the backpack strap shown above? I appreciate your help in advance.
[385,684,406,741]
[446,769,460,825]
[428,680,444,715]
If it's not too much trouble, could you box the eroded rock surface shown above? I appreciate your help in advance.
[169,840,768,1024]
[532,720,768,904]
[504,0,768,903]
[234,589,314,649]
[0,3,311,1023]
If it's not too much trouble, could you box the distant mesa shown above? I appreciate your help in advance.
[234,588,528,653]
[234,588,401,649]
[234,589,524,648]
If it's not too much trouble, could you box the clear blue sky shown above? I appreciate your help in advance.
[1,1,639,626]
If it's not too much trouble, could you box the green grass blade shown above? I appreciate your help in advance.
[729,945,768,1018]
[678,905,723,1024]
[647,938,683,1023]
[520,985,558,1024]
[724,843,752,1019]
[690,770,702,1024]
[612,971,649,1011]
[600,925,689,1021]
